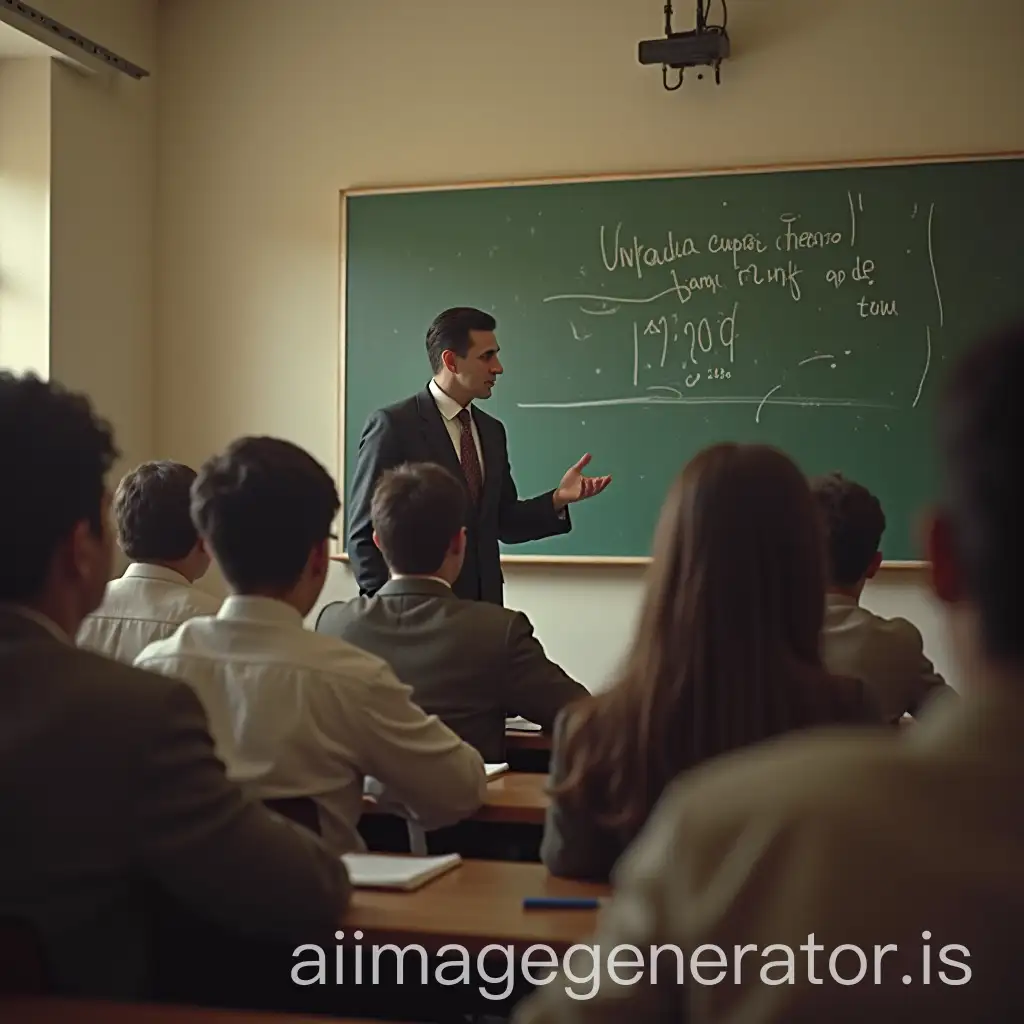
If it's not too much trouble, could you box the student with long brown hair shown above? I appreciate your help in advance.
[540,442,881,881]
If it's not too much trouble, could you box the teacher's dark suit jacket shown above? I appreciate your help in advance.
[316,577,589,761]
[347,386,571,604]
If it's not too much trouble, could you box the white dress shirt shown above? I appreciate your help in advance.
[134,594,486,853]
[429,378,484,480]
[77,563,222,664]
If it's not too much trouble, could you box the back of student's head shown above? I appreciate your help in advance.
[191,436,339,597]
[810,472,886,586]
[114,461,200,563]
[936,320,1024,666]
[0,371,118,613]
[371,462,467,575]
[557,442,835,835]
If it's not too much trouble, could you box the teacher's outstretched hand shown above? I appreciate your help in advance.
[553,453,612,511]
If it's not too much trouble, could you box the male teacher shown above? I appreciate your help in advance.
[347,307,612,605]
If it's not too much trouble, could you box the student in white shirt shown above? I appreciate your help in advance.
[78,460,220,662]
[811,471,951,722]
[135,435,487,853]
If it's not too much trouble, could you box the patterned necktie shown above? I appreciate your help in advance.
[457,408,483,503]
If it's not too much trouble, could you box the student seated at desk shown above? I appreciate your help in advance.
[316,461,589,762]
[0,374,347,1002]
[135,437,487,854]
[77,460,221,662]
[540,443,882,883]
[516,324,1024,1024]
[811,471,952,722]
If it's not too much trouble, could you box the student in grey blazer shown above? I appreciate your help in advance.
[811,471,952,722]
[0,372,348,1001]
[318,462,588,762]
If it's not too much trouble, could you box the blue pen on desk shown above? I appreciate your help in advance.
[523,896,602,910]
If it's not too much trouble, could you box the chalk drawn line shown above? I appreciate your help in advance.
[518,395,895,411]
[927,203,944,327]
[798,354,835,366]
[546,285,682,306]
[756,384,783,424]
[913,326,932,408]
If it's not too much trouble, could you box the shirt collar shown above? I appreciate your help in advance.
[0,605,71,644]
[428,378,470,422]
[122,562,191,586]
[389,573,452,589]
[216,594,304,627]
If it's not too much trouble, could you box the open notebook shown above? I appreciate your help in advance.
[505,716,542,732]
[365,764,507,800]
[341,852,462,891]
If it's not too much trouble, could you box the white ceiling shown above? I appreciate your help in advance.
[0,19,58,58]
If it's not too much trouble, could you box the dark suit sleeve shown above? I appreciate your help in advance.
[347,408,403,595]
[493,419,573,546]
[135,680,350,940]
[539,708,624,883]
[500,611,589,731]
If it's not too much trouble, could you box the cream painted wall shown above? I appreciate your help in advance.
[155,0,1024,690]
[0,0,157,477]
[47,0,158,479]
[0,59,51,376]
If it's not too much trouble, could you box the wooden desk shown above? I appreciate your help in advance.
[505,728,552,752]
[363,772,548,826]
[340,858,608,954]
[473,771,547,825]
[0,998,396,1023]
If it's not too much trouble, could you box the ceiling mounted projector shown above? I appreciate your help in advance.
[638,0,730,90]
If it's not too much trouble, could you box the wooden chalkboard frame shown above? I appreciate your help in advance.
[337,149,1023,570]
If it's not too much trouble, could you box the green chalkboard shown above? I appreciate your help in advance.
[342,154,1024,563]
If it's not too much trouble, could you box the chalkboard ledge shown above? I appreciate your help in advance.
[330,553,927,569]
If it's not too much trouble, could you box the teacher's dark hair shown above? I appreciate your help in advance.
[937,320,1024,663]
[553,443,869,837]
[426,307,496,373]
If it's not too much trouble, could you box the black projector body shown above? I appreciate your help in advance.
[638,30,730,70]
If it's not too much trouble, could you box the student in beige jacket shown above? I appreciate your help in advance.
[811,471,951,722]
[514,321,1024,1023]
